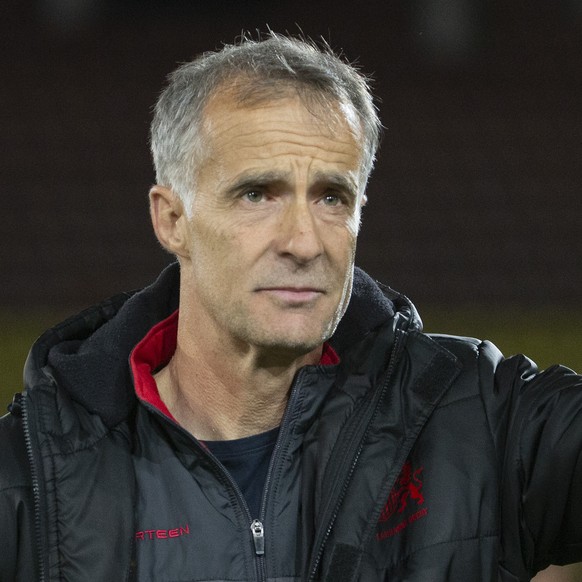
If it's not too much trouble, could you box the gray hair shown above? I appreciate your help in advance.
[150,33,381,213]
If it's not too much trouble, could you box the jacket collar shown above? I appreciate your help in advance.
[25,263,404,428]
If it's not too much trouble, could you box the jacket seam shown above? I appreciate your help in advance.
[43,426,113,456]
[475,340,503,557]
[377,532,500,571]
[42,427,117,579]
[435,392,479,411]
[475,341,498,453]
[0,483,32,494]
[46,446,63,580]
[270,380,307,579]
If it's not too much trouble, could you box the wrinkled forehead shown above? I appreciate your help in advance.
[201,78,365,149]
[193,89,367,202]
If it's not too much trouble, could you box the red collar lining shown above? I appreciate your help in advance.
[130,310,340,421]
[130,310,179,422]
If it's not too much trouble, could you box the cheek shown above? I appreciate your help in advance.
[331,225,358,263]
[191,216,234,253]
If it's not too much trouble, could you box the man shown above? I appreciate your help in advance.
[1,34,581,581]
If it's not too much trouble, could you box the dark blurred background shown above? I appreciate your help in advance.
[1,0,581,393]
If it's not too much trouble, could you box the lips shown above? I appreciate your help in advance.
[256,287,325,304]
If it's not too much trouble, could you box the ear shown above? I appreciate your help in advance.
[149,185,190,258]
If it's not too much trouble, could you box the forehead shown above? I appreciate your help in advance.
[199,92,364,170]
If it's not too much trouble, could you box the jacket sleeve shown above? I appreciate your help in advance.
[0,411,40,582]
[478,341,582,578]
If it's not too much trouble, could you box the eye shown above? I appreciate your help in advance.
[321,194,341,207]
[243,190,264,203]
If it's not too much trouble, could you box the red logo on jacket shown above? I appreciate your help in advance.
[379,461,424,522]
[376,460,427,541]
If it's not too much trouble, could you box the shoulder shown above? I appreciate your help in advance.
[425,331,582,424]
[423,332,503,385]
[426,332,532,384]
[421,333,518,409]
[427,333,501,364]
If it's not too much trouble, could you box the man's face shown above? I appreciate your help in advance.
[179,93,365,357]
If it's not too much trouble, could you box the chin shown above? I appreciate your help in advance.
[234,308,339,354]
[252,341,322,367]
[259,334,322,353]
[250,326,327,356]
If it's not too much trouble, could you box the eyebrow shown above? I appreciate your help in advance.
[226,171,289,195]
[226,169,360,199]
[312,170,359,200]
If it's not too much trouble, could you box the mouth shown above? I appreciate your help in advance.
[256,287,325,304]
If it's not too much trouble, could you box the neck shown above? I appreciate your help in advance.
[154,319,322,441]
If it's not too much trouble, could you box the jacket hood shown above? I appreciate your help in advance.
[24,263,419,428]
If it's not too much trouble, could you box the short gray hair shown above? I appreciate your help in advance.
[150,33,381,212]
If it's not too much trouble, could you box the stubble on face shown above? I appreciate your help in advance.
[178,93,365,361]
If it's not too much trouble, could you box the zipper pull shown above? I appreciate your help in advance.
[250,519,265,555]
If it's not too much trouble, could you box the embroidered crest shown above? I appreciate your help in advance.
[376,460,428,541]
[378,461,424,523]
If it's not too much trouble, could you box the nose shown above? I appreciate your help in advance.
[275,199,324,264]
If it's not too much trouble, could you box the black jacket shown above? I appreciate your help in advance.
[1,264,582,581]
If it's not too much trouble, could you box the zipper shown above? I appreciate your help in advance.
[146,404,264,578]
[306,327,408,581]
[21,392,47,582]
[254,367,307,580]
[250,519,265,555]
[257,366,305,521]
[142,368,307,582]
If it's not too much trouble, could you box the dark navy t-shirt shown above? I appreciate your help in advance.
[204,427,280,519]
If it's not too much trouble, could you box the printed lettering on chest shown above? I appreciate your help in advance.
[135,524,191,541]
